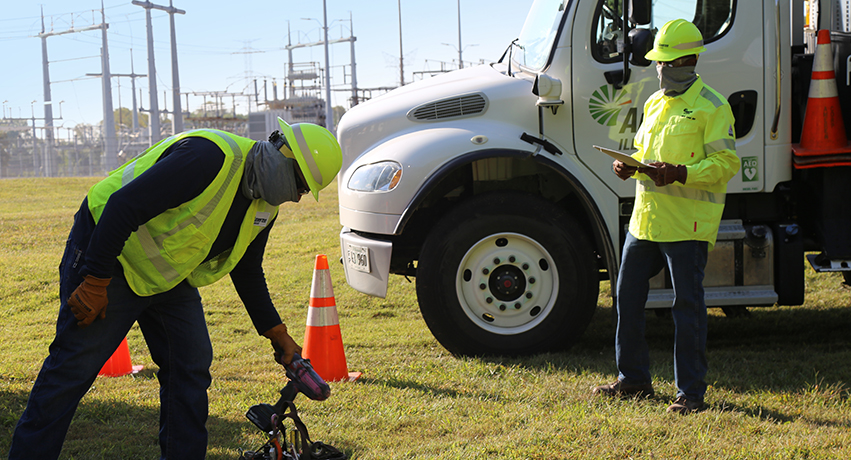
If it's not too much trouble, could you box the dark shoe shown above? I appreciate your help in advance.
[591,379,654,398]
[667,396,705,414]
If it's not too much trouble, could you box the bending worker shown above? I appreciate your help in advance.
[592,19,740,414]
[9,118,342,459]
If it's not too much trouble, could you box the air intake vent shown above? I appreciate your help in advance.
[407,93,488,122]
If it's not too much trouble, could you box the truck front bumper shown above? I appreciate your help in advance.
[339,227,394,298]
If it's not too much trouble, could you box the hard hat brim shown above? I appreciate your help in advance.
[645,45,706,62]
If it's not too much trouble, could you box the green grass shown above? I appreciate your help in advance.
[1,177,849,459]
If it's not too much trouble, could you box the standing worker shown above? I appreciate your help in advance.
[9,118,342,458]
[591,19,740,414]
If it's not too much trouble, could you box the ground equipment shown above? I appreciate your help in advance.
[239,354,343,460]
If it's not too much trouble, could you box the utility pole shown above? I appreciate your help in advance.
[167,0,185,134]
[398,0,405,86]
[135,0,159,143]
[133,1,184,140]
[349,11,359,106]
[101,3,117,171]
[38,7,55,176]
[132,0,185,138]
[322,0,334,133]
[37,5,115,173]
[130,52,141,131]
[457,0,463,69]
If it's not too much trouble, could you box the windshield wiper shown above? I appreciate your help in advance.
[498,38,520,78]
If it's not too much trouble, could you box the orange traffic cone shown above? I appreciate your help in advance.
[99,337,143,377]
[302,254,361,382]
[793,29,851,168]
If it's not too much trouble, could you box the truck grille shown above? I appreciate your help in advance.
[407,93,488,121]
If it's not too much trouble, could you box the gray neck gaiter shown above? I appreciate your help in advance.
[657,64,698,97]
[240,141,299,206]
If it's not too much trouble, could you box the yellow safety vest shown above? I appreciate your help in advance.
[630,77,740,248]
[87,129,279,296]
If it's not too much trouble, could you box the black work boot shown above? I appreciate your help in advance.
[591,379,655,398]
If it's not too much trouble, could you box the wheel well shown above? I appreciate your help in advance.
[385,154,612,279]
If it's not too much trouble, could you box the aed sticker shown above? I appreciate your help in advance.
[254,212,271,227]
[741,157,759,182]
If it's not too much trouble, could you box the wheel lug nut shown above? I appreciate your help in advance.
[529,277,536,284]
[486,297,493,304]
[514,303,522,309]
[526,292,533,299]
[493,257,500,265]
[499,304,507,311]
[522,263,529,270]
[482,268,489,275]
[479,283,487,290]
[509,256,516,263]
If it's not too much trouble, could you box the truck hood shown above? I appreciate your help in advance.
[337,63,533,172]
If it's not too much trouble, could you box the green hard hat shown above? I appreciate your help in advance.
[277,117,342,201]
[645,19,707,62]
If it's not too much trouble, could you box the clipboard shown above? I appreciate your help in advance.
[593,145,656,169]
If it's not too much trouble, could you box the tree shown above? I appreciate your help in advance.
[333,106,347,128]
[113,107,148,132]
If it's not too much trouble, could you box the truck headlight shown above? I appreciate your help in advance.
[347,161,403,192]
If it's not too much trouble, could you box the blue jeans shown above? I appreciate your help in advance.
[615,232,709,401]
[9,221,213,460]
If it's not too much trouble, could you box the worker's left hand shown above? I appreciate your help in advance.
[644,162,687,186]
[263,323,303,365]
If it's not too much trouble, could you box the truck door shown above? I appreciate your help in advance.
[571,0,764,196]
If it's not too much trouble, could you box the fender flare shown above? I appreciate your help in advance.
[396,148,618,279]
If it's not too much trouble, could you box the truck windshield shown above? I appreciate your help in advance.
[512,0,569,71]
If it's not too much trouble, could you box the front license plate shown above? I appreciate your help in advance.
[345,244,370,273]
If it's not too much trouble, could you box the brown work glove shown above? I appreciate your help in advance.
[643,162,687,186]
[68,275,111,328]
[262,323,302,365]
[612,160,638,180]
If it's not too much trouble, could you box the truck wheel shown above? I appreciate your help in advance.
[416,192,599,356]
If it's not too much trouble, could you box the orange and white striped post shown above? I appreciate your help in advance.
[302,254,362,382]
[793,29,851,168]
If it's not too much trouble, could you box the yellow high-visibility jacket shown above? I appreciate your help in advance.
[87,129,279,296]
[630,76,740,248]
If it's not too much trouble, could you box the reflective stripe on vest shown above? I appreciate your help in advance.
[638,180,726,205]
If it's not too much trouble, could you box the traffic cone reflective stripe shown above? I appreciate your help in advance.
[793,29,851,167]
[302,254,362,382]
[307,298,339,324]
[98,337,143,377]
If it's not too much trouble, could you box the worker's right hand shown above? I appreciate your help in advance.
[613,160,637,180]
[68,275,111,328]
[263,323,302,366]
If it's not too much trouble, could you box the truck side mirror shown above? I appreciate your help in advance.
[629,0,652,26]
[532,74,564,114]
[628,29,654,67]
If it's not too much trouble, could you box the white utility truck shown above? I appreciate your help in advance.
[336,0,851,356]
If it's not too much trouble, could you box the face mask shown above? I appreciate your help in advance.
[240,140,299,206]
[656,64,697,97]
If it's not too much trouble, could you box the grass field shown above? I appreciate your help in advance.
[1,177,849,459]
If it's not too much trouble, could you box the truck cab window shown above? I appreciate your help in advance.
[593,0,735,63]
[512,0,569,71]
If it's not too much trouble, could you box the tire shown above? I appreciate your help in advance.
[416,191,599,356]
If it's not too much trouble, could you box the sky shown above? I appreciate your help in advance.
[1,0,533,134]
